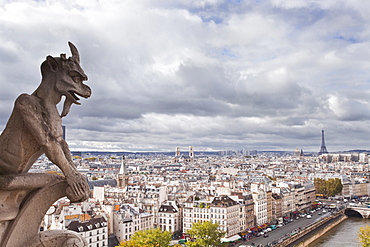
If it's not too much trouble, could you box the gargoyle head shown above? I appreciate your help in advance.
[39,42,91,117]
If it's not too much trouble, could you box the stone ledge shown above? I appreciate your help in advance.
[0,173,87,247]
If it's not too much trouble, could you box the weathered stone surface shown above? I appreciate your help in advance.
[0,42,91,202]
[1,174,87,246]
[37,230,87,247]
[0,42,91,246]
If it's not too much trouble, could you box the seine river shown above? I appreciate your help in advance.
[308,217,369,247]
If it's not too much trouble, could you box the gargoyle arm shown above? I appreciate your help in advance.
[15,94,77,176]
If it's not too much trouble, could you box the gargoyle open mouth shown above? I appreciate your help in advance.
[67,90,81,105]
[61,91,85,117]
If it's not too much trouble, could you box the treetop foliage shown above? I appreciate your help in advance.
[358,225,370,247]
[118,228,171,247]
[186,221,227,247]
[314,178,343,197]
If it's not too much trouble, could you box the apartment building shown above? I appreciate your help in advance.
[112,204,141,242]
[183,195,239,237]
[158,200,182,237]
[67,216,108,247]
[271,193,283,221]
[252,191,267,226]
[230,193,255,232]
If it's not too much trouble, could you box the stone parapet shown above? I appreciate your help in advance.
[0,173,87,247]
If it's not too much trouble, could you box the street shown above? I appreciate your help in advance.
[236,208,332,246]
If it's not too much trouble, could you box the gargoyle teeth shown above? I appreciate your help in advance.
[71,92,80,101]
[67,91,81,105]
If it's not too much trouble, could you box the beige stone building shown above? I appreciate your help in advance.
[158,200,183,237]
[183,195,239,237]
[272,193,282,221]
[266,190,273,223]
[230,193,255,232]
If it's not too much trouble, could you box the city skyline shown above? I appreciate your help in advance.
[1,1,370,152]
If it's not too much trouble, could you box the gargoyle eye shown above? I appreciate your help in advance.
[73,76,81,83]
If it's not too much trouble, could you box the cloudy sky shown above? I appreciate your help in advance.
[1,0,370,153]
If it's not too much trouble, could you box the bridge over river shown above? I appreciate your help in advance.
[345,206,370,218]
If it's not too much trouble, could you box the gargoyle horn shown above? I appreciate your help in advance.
[68,41,80,64]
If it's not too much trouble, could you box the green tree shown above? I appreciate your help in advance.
[326,178,343,197]
[118,228,171,247]
[314,178,343,197]
[186,221,226,247]
[314,178,327,195]
[359,225,370,247]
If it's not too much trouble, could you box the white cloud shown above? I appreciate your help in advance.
[0,0,370,152]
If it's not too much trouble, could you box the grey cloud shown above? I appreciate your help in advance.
[1,0,370,152]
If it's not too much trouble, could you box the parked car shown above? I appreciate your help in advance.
[306,215,312,219]
[263,234,269,238]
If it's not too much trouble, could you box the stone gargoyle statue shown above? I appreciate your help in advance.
[0,41,91,202]
[0,42,91,246]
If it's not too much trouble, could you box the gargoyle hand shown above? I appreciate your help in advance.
[65,172,90,203]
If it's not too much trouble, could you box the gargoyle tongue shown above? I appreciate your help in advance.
[61,97,74,117]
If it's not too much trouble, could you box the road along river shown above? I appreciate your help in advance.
[308,216,369,247]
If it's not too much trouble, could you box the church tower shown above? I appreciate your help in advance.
[189,146,194,160]
[174,147,181,162]
[117,155,129,189]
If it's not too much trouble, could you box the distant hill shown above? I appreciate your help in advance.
[342,150,370,153]
[71,151,220,157]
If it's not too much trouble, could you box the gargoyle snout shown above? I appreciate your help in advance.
[83,84,92,98]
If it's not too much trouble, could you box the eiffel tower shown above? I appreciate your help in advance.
[318,130,328,155]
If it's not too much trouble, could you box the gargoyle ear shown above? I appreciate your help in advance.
[46,55,59,72]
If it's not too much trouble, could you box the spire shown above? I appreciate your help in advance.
[117,155,129,189]
[119,155,127,175]
[318,130,328,155]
